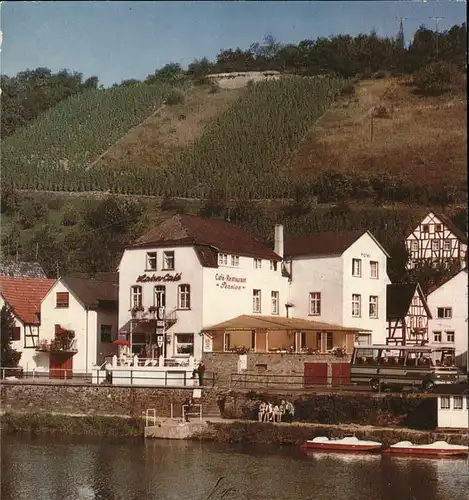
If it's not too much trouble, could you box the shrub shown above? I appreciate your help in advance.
[18,199,47,229]
[165,89,185,105]
[413,62,456,96]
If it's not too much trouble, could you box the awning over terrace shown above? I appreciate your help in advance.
[202,315,368,354]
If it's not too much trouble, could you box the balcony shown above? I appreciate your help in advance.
[36,338,78,353]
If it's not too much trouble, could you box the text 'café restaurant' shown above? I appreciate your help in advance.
[117,214,383,362]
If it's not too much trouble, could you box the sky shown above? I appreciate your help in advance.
[1,1,467,88]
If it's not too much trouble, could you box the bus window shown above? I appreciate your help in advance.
[352,348,380,365]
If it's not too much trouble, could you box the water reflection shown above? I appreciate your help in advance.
[1,434,468,500]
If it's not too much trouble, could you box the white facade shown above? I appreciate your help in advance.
[405,212,467,269]
[118,245,286,359]
[0,294,42,372]
[287,232,391,345]
[427,269,468,362]
[40,280,118,374]
[119,227,391,359]
[437,395,469,429]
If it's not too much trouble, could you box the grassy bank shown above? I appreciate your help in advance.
[200,420,469,447]
[0,412,144,437]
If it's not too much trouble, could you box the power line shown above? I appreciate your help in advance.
[429,16,446,59]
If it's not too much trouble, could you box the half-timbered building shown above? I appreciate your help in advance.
[386,283,432,346]
[405,212,467,270]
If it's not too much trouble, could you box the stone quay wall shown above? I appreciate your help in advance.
[0,382,219,419]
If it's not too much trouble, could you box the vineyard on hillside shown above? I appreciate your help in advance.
[1,82,188,190]
[2,76,345,198]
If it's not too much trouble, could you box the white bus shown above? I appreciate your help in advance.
[350,345,460,393]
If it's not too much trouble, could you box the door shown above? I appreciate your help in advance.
[331,363,350,386]
[49,354,73,379]
[304,362,328,386]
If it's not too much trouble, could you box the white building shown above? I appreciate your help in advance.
[437,393,469,430]
[405,212,467,270]
[118,215,391,360]
[0,276,54,372]
[283,229,391,346]
[39,275,119,377]
[427,268,468,367]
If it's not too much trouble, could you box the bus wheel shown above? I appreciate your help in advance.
[422,380,434,393]
[370,379,381,392]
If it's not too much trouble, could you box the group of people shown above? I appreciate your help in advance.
[257,400,295,423]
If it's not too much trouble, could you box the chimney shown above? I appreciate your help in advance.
[274,224,284,258]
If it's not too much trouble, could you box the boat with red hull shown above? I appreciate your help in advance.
[300,436,382,453]
[382,441,469,458]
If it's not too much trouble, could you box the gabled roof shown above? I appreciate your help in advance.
[386,283,432,320]
[66,272,118,283]
[0,277,55,324]
[0,260,47,278]
[60,276,118,310]
[427,267,468,295]
[132,214,281,262]
[284,230,389,258]
[406,211,468,243]
[202,314,365,333]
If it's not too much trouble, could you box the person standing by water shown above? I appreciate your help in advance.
[197,361,206,386]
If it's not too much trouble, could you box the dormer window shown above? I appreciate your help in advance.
[218,253,228,266]
[270,260,277,271]
[146,252,157,271]
[231,255,240,267]
[254,258,262,269]
[162,251,175,270]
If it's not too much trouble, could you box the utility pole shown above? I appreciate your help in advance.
[429,16,445,59]
[396,16,406,49]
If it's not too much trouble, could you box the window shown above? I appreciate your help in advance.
[446,331,455,343]
[309,292,321,316]
[178,285,190,309]
[437,307,452,319]
[369,296,378,319]
[146,252,157,270]
[270,260,278,271]
[253,289,261,313]
[10,326,21,341]
[100,325,113,343]
[352,294,361,317]
[315,332,322,351]
[440,396,450,409]
[411,241,418,251]
[231,255,240,267]
[154,286,166,308]
[56,292,69,308]
[454,396,463,410]
[131,286,142,309]
[352,259,362,277]
[254,258,262,269]
[162,251,175,270]
[224,333,231,351]
[370,261,379,279]
[422,224,429,233]
[326,332,333,351]
[218,253,228,266]
[443,240,451,251]
[251,330,256,350]
[433,331,442,342]
[300,332,307,350]
[432,240,439,251]
[175,333,194,355]
[271,291,279,315]
[417,317,424,328]
[435,224,442,232]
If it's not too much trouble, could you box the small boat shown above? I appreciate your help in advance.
[382,440,469,457]
[300,436,382,453]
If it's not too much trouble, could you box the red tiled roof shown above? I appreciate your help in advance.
[134,214,281,262]
[284,230,366,258]
[0,277,55,325]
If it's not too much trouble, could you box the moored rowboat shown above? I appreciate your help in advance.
[300,436,382,453]
[382,441,469,457]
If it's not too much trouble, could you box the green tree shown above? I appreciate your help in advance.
[413,61,456,95]
[1,306,22,368]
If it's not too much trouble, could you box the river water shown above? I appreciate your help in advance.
[1,434,468,500]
